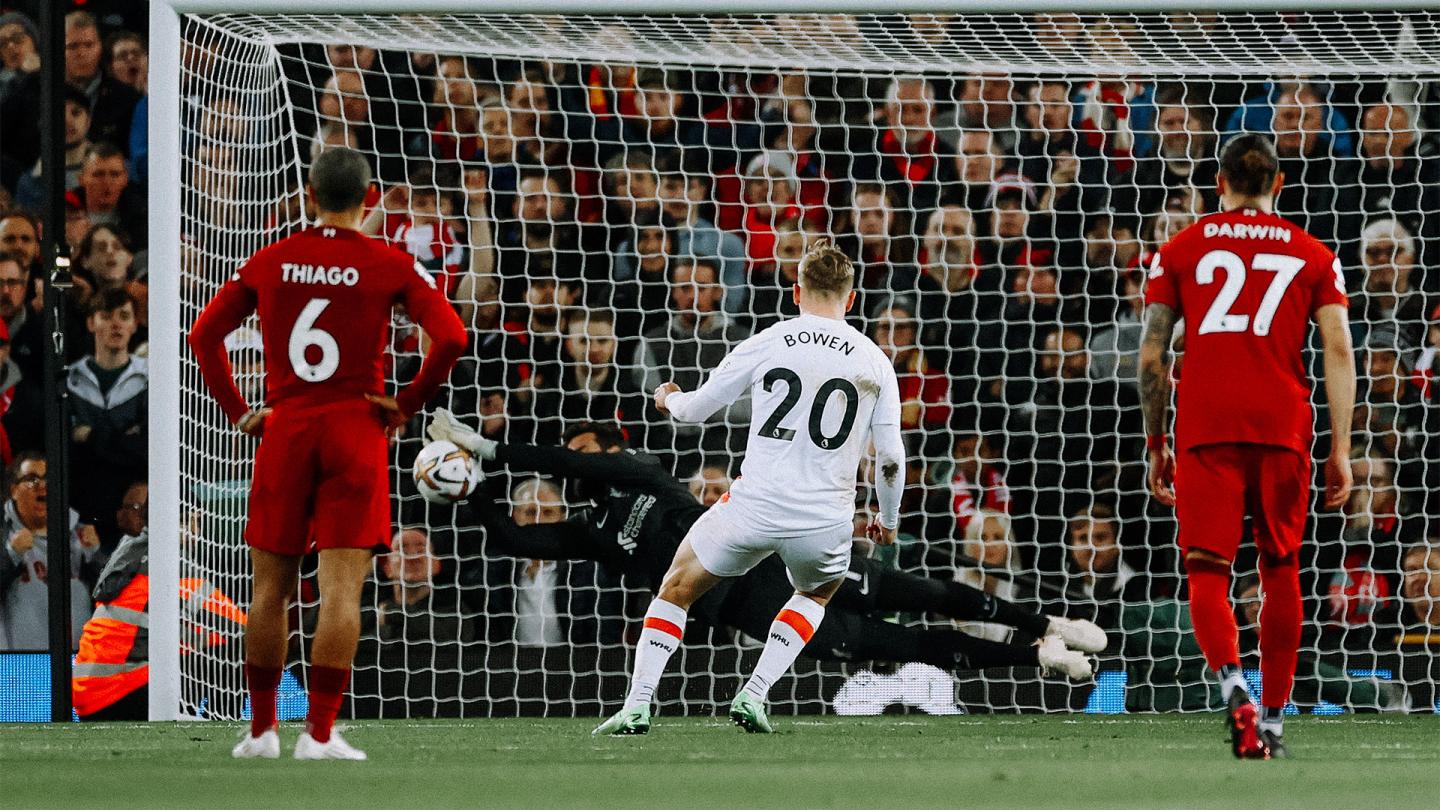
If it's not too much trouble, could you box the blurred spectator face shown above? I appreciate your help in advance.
[972,514,1013,567]
[64,97,91,147]
[565,316,617,368]
[89,299,137,353]
[1237,580,1262,628]
[479,392,506,437]
[9,457,46,528]
[924,206,976,266]
[1361,229,1415,298]
[326,45,376,71]
[1085,216,1137,269]
[1069,514,1119,576]
[657,174,705,222]
[320,70,369,125]
[776,97,817,153]
[1033,82,1072,134]
[1012,264,1059,307]
[1156,103,1209,161]
[773,228,806,281]
[508,78,551,140]
[952,433,981,480]
[639,83,682,126]
[1401,547,1440,626]
[1033,12,1084,53]
[108,35,147,91]
[688,465,732,507]
[82,226,133,289]
[955,130,1000,185]
[525,279,568,329]
[1360,104,1415,163]
[872,305,918,364]
[65,209,90,252]
[408,188,440,226]
[115,482,148,537]
[1272,88,1323,158]
[435,57,476,107]
[1347,455,1396,518]
[0,215,39,268]
[1152,208,1195,247]
[993,197,1028,242]
[671,262,721,318]
[81,153,129,210]
[0,21,37,72]
[610,165,659,215]
[64,16,102,85]
[853,188,893,248]
[962,73,1014,128]
[200,98,246,143]
[517,174,566,224]
[0,257,25,322]
[634,224,669,275]
[888,78,934,144]
[513,480,564,526]
[1364,348,1403,399]
[744,170,795,220]
[311,123,359,161]
[1041,328,1087,379]
[481,105,518,163]
[384,528,440,586]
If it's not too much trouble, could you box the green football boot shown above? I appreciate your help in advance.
[728,692,774,734]
[592,705,651,736]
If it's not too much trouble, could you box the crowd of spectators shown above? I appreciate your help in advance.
[0,8,1436,708]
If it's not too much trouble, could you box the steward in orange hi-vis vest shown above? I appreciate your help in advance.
[73,531,247,720]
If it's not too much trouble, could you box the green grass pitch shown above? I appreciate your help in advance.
[4,716,1436,809]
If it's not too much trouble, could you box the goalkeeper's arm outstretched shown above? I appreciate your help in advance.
[428,410,1105,678]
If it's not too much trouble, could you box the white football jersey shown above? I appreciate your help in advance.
[665,312,902,533]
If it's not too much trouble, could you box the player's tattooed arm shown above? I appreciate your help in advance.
[1138,303,1177,439]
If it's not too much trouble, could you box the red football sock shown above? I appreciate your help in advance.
[305,666,351,743]
[246,664,282,738]
[1257,552,1302,711]
[1184,555,1241,673]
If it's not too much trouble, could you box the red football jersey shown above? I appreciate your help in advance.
[1144,208,1348,455]
[189,226,466,423]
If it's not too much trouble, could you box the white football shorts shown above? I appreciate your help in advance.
[686,497,851,593]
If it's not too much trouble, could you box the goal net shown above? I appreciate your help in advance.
[165,8,1440,720]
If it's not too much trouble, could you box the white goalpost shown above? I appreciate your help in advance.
[148,1,1440,721]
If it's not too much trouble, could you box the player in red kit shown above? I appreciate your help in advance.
[1139,134,1355,760]
[188,148,466,760]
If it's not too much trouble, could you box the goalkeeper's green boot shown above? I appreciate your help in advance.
[592,705,651,736]
[728,692,774,734]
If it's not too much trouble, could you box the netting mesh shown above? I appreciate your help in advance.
[176,11,1440,719]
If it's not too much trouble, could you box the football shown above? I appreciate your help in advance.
[412,440,478,504]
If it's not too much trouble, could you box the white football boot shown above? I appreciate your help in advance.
[294,729,368,761]
[231,728,281,759]
[1038,635,1095,681]
[1045,616,1109,653]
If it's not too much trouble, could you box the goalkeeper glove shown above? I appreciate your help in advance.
[426,408,498,461]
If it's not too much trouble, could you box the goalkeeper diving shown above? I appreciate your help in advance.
[426,416,1105,715]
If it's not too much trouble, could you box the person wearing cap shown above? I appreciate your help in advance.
[739,150,804,270]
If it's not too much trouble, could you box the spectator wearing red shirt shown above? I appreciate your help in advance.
[945,432,1011,539]
[737,151,804,271]
[851,76,958,234]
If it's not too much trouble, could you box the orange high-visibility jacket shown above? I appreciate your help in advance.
[72,571,246,717]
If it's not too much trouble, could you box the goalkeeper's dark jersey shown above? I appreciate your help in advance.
[474,443,709,593]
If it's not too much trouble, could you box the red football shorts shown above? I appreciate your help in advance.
[246,399,392,556]
[1175,443,1311,561]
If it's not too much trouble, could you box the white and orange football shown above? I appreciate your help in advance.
[412,440,478,504]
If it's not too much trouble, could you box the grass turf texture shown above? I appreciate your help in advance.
[3,716,1435,809]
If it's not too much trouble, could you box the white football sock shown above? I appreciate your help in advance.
[1218,668,1247,703]
[622,598,687,710]
[741,595,826,700]
[1259,706,1284,736]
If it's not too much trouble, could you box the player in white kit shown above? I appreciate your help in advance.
[595,241,905,735]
